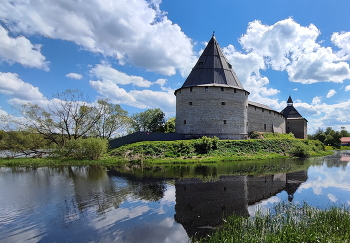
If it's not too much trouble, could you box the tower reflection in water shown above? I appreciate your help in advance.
[174,171,308,238]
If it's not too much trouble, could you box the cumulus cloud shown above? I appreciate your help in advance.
[239,18,350,84]
[0,0,196,76]
[90,63,152,87]
[292,99,350,133]
[66,73,83,80]
[345,85,350,91]
[90,80,175,113]
[326,89,336,98]
[89,65,175,113]
[0,72,45,101]
[0,25,49,70]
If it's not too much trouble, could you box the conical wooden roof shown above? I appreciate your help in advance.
[181,36,244,89]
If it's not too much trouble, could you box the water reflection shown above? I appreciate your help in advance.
[174,171,307,238]
[0,151,349,242]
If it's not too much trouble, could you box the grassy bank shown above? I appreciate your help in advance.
[195,202,350,243]
[109,137,331,165]
[0,136,332,167]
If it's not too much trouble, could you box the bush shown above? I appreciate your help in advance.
[290,141,311,158]
[193,136,219,154]
[53,137,108,160]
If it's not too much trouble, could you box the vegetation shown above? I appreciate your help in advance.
[109,135,329,165]
[130,108,166,132]
[195,202,350,243]
[52,137,108,160]
[308,127,350,147]
[164,117,176,133]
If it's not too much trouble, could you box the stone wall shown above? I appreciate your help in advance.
[247,104,286,134]
[175,86,248,139]
[286,118,307,139]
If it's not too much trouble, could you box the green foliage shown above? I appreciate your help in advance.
[14,89,129,146]
[195,202,350,243]
[90,99,130,139]
[164,117,176,133]
[110,137,326,164]
[0,131,50,157]
[193,136,219,154]
[250,132,295,139]
[290,140,311,158]
[53,137,108,160]
[131,108,165,132]
[309,127,342,146]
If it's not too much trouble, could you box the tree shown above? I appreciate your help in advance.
[89,99,130,139]
[340,129,350,137]
[0,130,50,157]
[16,89,126,146]
[131,108,165,132]
[310,127,341,146]
[164,117,175,133]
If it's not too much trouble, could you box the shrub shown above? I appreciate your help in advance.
[53,137,108,160]
[193,136,219,154]
[290,141,311,158]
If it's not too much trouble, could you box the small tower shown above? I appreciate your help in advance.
[280,96,308,139]
[175,35,249,139]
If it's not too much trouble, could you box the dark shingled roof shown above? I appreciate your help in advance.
[280,105,303,118]
[181,36,244,89]
[287,96,293,104]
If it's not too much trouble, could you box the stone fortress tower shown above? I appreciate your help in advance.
[175,35,249,140]
[281,96,308,139]
[175,34,305,139]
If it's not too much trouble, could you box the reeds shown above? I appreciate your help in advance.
[195,202,350,243]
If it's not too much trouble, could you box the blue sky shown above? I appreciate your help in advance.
[1,0,350,134]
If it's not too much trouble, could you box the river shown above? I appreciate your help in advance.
[0,151,350,242]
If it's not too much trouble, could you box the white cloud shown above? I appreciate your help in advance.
[328,193,338,203]
[90,63,152,87]
[326,89,336,98]
[0,0,196,76]
[66,73,83,80]
[239,18,350,84]
[292,99,350,134]
[0,25,49,70]
[293,88,298,91]
[331,31,350,59]
[0,72,45,101]
[345,85,350,91]
[90,80,175,113]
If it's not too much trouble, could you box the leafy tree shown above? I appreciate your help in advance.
[310,127,341,146]
[0,131,50,157]
[340,129,350,137]
[89,99,130,139]
[164,117,175,133]
[131,108,165,132]
[15,89,122,146]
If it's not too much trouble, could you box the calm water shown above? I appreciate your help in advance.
[1,151,350,242]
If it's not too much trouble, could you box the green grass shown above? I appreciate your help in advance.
[109,137,331,165]
[0,156,124,167]
[326,145,350,150]
[195,202,350,243]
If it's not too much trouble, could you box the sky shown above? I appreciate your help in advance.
[1,0,350,135]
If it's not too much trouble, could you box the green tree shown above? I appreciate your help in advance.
[89,99,130,139]
[164,117,175,133]
[0,131,50,157]
[340,129,350,137]
[131,108,165,132]
[15,89,123,146]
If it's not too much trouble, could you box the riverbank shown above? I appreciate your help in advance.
[0,138,332,167]
[195,202,350,243]
[109,137,331,165]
